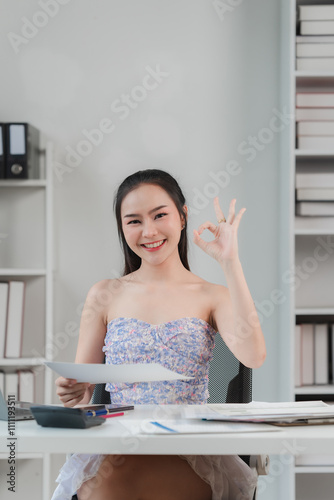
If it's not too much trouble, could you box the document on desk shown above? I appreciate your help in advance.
[182,401,334,424]
[45,361,193,383]
[119,419,281,435]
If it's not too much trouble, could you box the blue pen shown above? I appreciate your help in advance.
[85,409,112,417]
[150,421,177,433]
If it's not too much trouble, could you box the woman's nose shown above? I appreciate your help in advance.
[142,220,158,238]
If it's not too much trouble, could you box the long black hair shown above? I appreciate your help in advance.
[114,169,189,276]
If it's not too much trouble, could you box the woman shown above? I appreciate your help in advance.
[53,169,266,500]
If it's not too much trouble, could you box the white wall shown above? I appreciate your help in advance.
[1,2,284,495]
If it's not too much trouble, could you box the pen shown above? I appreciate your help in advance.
[100,412,124,419]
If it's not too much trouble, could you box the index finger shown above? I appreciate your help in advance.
[213,197,224,221]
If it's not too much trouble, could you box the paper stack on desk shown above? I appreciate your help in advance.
[182,401,334,425]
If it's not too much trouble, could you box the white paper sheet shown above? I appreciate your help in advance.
[44,361,193,383]
[119,418,281,435]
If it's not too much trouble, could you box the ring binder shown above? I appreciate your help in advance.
[0,124,5,179]
[4,123,40,179]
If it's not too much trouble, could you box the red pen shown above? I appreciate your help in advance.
[100,412,124,419]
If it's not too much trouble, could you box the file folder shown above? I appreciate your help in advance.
[0,124,5,179]
[5,123,40,179]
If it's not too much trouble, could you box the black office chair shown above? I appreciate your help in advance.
[208,333,270,499]
[72,335,268,500]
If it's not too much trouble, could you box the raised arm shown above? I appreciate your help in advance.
[55,280,109,406]
[193,197,266,369]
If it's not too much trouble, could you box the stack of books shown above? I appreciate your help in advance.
[0,369,35,401]
[296,92,334,151]
[295,163,334,216]
[295,323,334,387]
[297,5,334,70]
[0,281,25,359]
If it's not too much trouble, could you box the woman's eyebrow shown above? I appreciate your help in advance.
[123,205,168,219]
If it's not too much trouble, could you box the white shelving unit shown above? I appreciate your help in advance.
[0,139,53,500]
[280,1,334,499]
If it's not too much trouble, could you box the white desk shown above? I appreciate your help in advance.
[1,405,334,456]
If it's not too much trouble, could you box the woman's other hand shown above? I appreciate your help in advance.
[55,376,91,407]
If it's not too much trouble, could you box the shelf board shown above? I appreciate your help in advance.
[0,180,46,188]
[295,385,334,395]
[295,71,334,78]
[295,150,334,158]
[295,466,334,474]
[295,307,334,315]
[0,269,47,276]
[0,357,46,366]
[295,228,334,235]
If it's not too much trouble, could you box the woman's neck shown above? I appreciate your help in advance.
[134,255,190,284]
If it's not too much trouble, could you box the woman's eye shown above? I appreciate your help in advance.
[128,219,140,225]
[155,213,167,219]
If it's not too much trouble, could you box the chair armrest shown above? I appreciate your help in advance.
[249,454,270,475]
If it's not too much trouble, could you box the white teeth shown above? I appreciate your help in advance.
[143,240,165,248]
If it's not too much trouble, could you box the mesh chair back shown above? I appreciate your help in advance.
[91,380,110,404]
[208,333,252,404]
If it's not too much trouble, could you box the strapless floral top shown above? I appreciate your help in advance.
[102,317,217,404]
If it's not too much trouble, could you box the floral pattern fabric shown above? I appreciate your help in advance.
[51,317,257,500]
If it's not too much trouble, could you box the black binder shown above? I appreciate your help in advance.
[0,124,5,179]
[4,123,40,179]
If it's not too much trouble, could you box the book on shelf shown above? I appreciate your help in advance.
[301,323,314,386]
[331,324,334,384]
[300,21,334,36]
[296,188,334,201]
[296,108,334,121]
[297,35,334,44]
[4,372,18,400]
[296,93,334,108]
[295,324,302,387]
[0,371,36,403]
[297,136,334,150]
[296,201,334,216]
[297,121,334,136]
[314,324,329,385]
[295,215,334,232]
[296,169,334,189]
[296,323,334,388]
[0,371,4,395]
[0,282,8,358]
[4,281,25,358]
[298,5,334,21]
[296,43,334,58]
[18,370,35,402]
[296,57,334,71]
[0,124,5,179]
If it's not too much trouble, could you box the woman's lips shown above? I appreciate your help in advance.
[141,239,166,252]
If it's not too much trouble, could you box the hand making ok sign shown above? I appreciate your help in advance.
[193,197,246,265]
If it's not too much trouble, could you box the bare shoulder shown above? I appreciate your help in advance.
[190,273,229,299]
[188,273,230,329]
[86,276,130,297]
[201,281,231,314]
[87,279,110,295]
[82,279,125,325]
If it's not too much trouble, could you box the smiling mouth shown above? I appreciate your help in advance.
[141,239,166,249]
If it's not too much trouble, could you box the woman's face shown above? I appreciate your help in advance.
[120,183,186,265]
